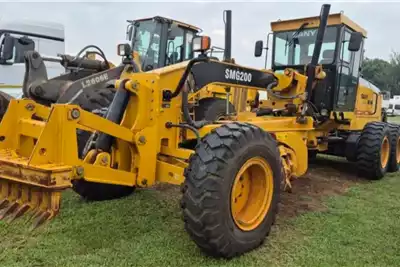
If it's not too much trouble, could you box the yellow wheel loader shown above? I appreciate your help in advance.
[0,3,398,259]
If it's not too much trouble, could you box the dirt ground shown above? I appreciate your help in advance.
[277,155,366,221]
[153,155,366,223]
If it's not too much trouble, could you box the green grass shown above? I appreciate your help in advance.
[388,115,400,124]
[1,170,400,267]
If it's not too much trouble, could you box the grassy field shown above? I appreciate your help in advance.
[1,118,400,266]
[1,156,400,267]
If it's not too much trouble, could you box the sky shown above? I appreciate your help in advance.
[0,0,399,69]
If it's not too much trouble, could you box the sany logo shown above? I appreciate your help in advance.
[294,29,317,38]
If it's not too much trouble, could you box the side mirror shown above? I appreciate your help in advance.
[348,32,363,52]
[1,35,15,61]
[254,40,263,57]
[126,24,133,40]
[192,36,211,53]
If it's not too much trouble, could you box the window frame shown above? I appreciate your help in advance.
[271,25,341,71]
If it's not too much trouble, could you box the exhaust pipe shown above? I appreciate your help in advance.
[300,4,330,118]
[223,10,232,62]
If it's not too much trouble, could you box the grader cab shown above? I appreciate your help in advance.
[254,9,391,163]
[0,3,398,259]
[126,12,257,119]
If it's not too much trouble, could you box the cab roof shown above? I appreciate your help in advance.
[127,16,202,33]
[270,12,367,37]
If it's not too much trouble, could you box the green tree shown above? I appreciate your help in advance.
[361,51,400,96]
[361,57,391,91]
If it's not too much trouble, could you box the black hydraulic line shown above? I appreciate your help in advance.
[168,57,209,100]
[165,122,201,144]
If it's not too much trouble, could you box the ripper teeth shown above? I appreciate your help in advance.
[0,180,61,228]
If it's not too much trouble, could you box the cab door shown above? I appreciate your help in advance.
[335,27,364,112]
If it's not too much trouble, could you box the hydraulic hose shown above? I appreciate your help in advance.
[265,81,304,100]
[165,122,200,144]
[168,57,209,99]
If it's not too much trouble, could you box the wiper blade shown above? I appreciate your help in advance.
[286,22,309,48]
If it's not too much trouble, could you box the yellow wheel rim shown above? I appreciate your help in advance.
[230,157,274,231]
[381,136,390,168]
[396,137,400,164]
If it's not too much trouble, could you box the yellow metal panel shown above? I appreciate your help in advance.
[271,13,367,37]
[156,160,185,185]
[18,119,45,138]
[276,132,308,177]
[81,163,137,186]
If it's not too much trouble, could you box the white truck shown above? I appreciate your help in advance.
[387,95,400,116]
[0,19,65,100]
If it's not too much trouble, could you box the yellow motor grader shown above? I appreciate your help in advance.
[0,4,398,259]
[125,11,258,118]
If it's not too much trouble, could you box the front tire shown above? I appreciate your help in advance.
[181,122,282,258]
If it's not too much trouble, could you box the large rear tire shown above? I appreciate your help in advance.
[71,87,135,201]
[388,123,400,172]
[195,98,235,121]
[181,122,282,258]
[356,121,391,180]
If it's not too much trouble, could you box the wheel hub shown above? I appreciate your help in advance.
[231,157,274,231]
[381,136,390,168]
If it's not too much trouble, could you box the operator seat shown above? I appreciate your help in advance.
[319,49,334,64]
[300,56,312,65]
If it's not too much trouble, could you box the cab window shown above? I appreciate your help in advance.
[166,24,184,65]
[273,26,338,66]
[184,31,194,60]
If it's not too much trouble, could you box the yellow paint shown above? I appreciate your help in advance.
[0,85,21,89]
[381,136,390,168]
[230,156,274,231]
[271,13,367,37]
[396,137,400,164]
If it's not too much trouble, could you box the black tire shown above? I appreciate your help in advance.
[73,87,115,112]
[195,98,235,121]
[181,122,282,258]
[388,123,400,172]
[308,150,318,163]
[356,121,391,180]
[71,87,135,201]
[0,91,14,121]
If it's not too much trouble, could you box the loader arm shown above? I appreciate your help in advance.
[22,51,125,105]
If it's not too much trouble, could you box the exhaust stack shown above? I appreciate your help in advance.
[223,10,232,61]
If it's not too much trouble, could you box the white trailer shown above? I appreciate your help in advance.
[0,19,65,98]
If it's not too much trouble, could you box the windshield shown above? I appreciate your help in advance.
[273,26,338,67]
[131,20,162,70]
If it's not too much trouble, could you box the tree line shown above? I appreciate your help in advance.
[361,51,400,96]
